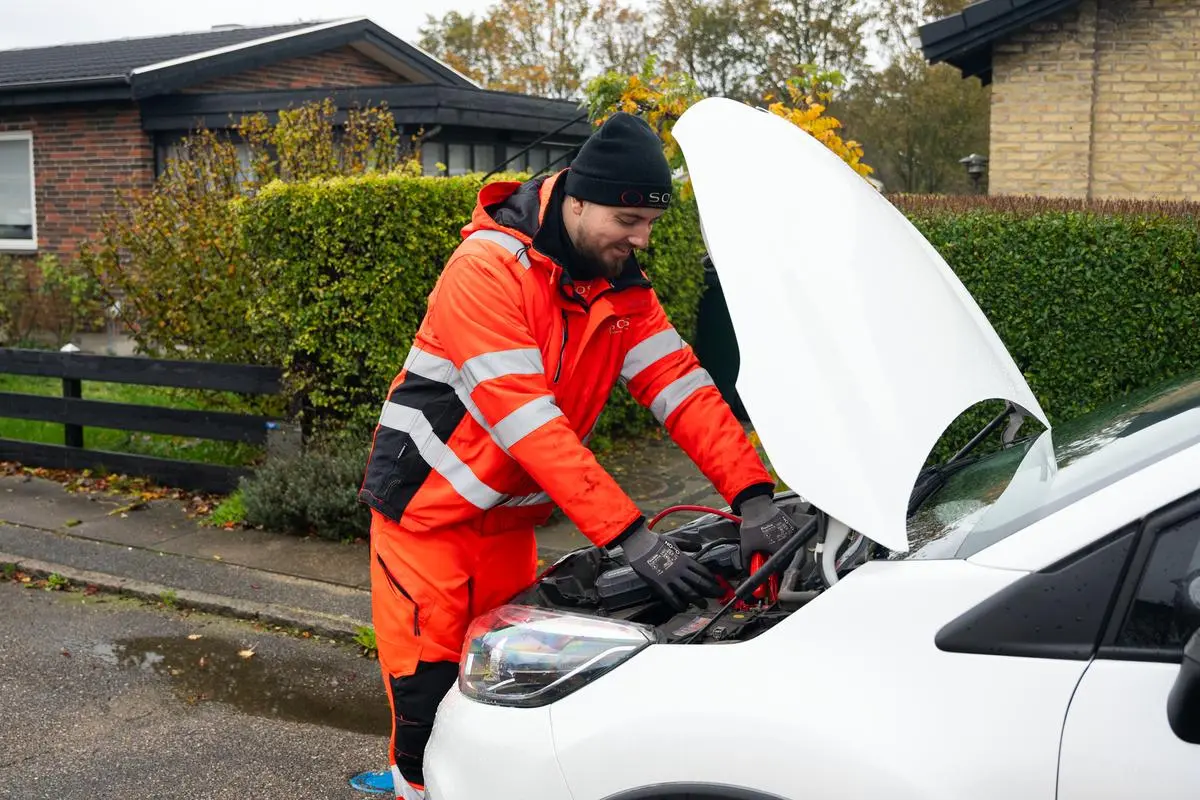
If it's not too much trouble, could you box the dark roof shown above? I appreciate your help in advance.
[0,18,477,105]
[139,84,593,139]
[919,0,1082,84]
[0,22,315,88]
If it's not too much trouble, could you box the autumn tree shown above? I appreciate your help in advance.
[585,57,872,180]
[647,0,771,101]
[419,0,594,99]
[759,0,871,97]
[415,11,506,87]
[835,0,990,194]
[590,0,653,75]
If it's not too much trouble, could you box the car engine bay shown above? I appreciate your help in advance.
[508,493,877,645]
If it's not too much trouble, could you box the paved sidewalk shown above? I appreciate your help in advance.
[0,429,766,641]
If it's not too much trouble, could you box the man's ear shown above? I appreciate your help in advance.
[566,196,585,218]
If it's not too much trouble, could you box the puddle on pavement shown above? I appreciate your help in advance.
[104,635,391,736]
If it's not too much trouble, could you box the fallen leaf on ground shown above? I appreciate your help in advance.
[187,634,203,640]
[237,648,255,659]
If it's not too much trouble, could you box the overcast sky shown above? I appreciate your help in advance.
[0,0,499,51]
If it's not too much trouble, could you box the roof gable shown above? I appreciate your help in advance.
[919,0,1083,83]
[0,18,477,105]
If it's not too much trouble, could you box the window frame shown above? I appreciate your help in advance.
[0,130,37,252]
[1098,490,1200,663]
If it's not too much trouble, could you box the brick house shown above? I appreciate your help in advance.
[0,18,591,260]
[919,0,1200,200]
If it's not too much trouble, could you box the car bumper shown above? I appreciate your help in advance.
[423,686,574,800]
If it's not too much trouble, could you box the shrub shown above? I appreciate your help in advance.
[239,431,372,541]
[77,99,413,366]
[905,196,1200,463]
[0,253,107,347]
[237,173,707,443]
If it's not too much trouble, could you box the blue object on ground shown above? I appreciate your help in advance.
[350,768,395,795]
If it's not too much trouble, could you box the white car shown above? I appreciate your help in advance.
[422,97,1200,800]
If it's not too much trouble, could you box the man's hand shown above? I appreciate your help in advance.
[618,524,722,612]
[738,495,800,562]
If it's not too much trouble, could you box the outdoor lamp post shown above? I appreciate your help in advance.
[959,153,989,194]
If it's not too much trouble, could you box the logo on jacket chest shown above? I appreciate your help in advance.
[610,317,631,334]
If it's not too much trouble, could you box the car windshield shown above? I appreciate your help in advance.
[901,369,1200,560]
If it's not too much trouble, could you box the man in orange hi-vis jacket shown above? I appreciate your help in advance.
[354,112,798,799]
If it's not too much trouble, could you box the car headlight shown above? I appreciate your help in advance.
[458,604,655,708]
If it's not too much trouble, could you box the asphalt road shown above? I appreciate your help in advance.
[0,579,391,799]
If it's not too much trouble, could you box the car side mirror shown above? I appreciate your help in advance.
[1167,627,1200,744]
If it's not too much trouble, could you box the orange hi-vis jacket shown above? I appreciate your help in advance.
[359,170,774,548]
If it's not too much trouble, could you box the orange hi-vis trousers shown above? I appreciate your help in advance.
[369,509,539,791]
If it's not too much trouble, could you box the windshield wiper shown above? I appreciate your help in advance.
[906,403,1027,518]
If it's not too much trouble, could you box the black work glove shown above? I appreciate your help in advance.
[738,495,800,563]
[618,524,722,612]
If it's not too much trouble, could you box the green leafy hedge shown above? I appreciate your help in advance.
[896,195,1200,462]
[239,175,1200,479]
[237,173,707,443]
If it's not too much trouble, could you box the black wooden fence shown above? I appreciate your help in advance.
[0,347,287,493]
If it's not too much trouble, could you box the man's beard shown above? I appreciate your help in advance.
[573,238,625,281]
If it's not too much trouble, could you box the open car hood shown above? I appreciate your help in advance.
[672,97,1050,553]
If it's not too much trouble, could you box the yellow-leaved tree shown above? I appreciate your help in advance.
[583,56,873,186]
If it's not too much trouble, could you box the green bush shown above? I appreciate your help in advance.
[897,195,1200,463]
[0,253,106,347]
[237,173,707,443]
[239,432,371,541]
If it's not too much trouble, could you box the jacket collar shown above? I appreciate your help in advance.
[465,170,652,294]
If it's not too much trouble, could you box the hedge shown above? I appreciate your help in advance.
[237,173,706,443]
[896,194,1200,462]
[238,175,1200,465]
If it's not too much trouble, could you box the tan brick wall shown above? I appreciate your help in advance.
[989,0,1099,197]
[182,46,405,93]
[989,0,1200,200]
[1090,0,1200,199]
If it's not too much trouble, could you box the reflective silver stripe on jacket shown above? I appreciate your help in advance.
[403,344,560,452]
[462,348,544,391]
[649,368,715,424]
[466,229,531,269]
[377,401,505,509]
[494,395,564,449]
[620,327,685,384]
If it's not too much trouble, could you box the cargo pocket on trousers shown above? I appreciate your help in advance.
[376,552,429,637]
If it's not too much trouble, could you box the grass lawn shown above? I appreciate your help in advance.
[0,374,267,467]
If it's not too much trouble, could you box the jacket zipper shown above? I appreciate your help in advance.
[376,553,420,636]
[553,309,569,383]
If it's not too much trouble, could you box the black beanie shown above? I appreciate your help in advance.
[564,112,673,209]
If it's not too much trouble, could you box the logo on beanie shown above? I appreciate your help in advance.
[619,189,671,207]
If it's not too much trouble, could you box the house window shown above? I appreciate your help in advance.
[447,144,471,176]
[0,131,36,251]
[418,140,576,177]
[422,141,443,175]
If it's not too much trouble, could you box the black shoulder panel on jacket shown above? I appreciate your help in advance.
[936,524,1139,660]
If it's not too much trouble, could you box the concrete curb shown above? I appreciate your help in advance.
[0,551,372,643]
